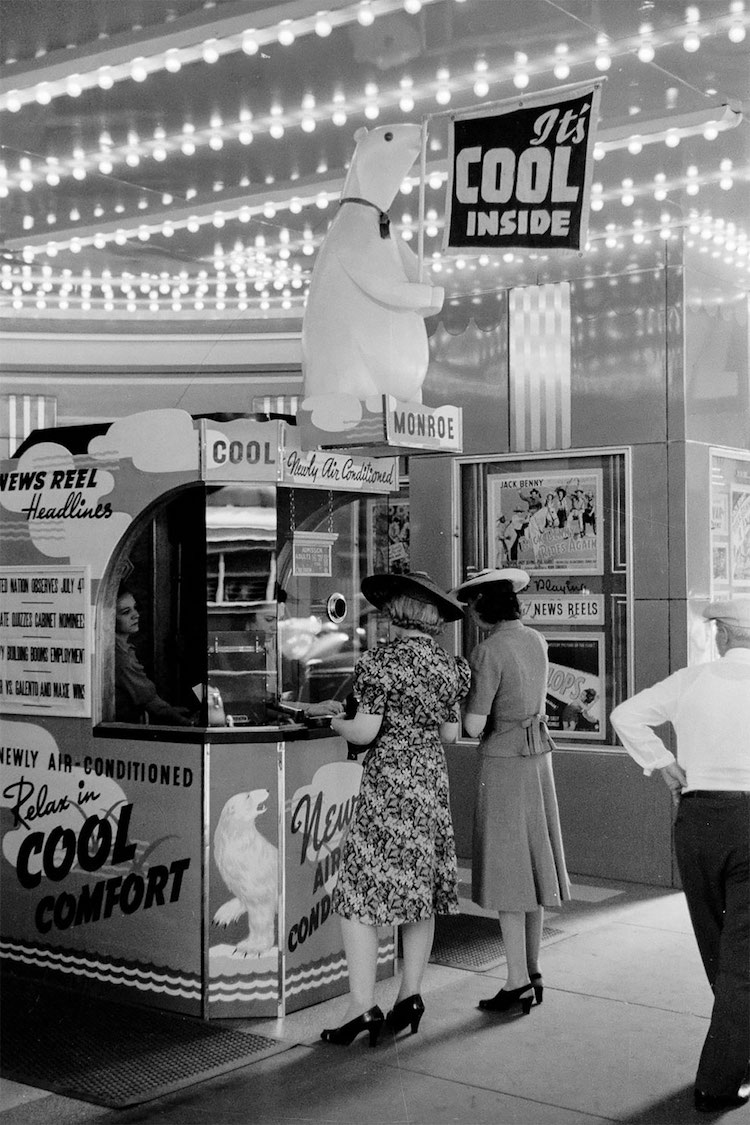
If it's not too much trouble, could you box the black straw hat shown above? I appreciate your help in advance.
[361,571,465,622]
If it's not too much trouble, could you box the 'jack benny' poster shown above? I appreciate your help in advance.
[487,470,603,575]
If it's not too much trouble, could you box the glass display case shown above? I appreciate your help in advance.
[457,449,631,745]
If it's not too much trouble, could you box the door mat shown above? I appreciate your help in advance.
[0,975,291,1109]
[430,914,564,971]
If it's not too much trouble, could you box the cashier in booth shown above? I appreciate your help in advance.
[115,588,196,725]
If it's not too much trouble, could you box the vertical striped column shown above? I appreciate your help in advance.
[508,283,571,452]
[1,394,57,456]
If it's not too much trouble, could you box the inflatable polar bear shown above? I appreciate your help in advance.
[301,124,444,403]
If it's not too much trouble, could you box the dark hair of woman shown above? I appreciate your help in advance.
[469,580,521,626]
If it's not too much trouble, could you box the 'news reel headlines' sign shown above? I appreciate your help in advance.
[0,566,91,717]
[444,81,603,252]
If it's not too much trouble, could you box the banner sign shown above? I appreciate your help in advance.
[0,566,91,716]
[443,81,603,251]
[385,399,462,452]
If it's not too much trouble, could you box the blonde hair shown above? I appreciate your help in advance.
[386,592,444,637]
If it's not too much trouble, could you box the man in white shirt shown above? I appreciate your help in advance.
[611,599,750,1114]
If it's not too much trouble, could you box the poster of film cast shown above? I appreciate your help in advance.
[487,470,603,575]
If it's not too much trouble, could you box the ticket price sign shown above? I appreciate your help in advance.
[0,566,91,717]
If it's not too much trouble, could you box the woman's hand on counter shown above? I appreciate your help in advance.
[306,699,345,718]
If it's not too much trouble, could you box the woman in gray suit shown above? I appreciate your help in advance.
[456,568,570,1016]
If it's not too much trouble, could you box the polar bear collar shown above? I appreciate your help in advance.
[339,196,391,239]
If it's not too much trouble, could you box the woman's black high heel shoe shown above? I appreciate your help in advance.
[529,972,543,1005]
[385,994,425,1036]
[478,984,535,1015]
[320,1005,385,1047]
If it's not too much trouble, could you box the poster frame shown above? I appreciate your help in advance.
[451,446,633,751]
[710,448,750,597]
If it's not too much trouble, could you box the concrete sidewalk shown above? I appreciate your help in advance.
[2,876,748,1125]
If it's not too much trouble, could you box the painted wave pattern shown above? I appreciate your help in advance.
[209,940,395,1006]
[0,936,201,998]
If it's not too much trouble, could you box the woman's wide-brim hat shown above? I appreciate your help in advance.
[361,571,465,622]
[453,568,530,601]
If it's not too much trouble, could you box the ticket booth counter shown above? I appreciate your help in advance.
[0,409,399,1018]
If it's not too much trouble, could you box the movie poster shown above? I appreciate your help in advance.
[730,488,750,587]
[369,500,410,575]
[487,470,603,574]
[545,633,605,741]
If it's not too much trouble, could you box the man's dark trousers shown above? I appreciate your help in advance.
[675,793,749,1096]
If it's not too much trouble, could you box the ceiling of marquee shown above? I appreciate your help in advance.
[0,0,748,324]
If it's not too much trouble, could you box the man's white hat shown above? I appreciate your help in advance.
[454,568,530,601]
[703,598,750,629]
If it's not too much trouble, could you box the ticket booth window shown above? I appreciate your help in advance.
[100,484,391,728]
[100,485,209,726]
[458,451,631,745]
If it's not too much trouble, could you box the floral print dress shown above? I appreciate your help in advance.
[332,635,471,926]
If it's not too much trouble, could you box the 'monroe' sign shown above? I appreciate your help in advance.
[444,81,603,252]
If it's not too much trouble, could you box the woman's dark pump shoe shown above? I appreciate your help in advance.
[320,1005,385,1047]
[385,994,425,1035]
[694,1088,750,1113]
[478,984,535,1015]
[529,972,543,1004]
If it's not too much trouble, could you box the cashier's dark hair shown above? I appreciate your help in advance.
[386,593,444,637]
[469,581,521,626]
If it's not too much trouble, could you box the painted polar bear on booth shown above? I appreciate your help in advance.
[301,124,444,403]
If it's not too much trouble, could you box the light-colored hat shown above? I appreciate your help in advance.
[361,571,465,622]
[453,567,530,601]
[703,598,750,629]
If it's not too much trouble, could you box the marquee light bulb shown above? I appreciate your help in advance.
[357,2,374,26]
[728,21,746,41]
[637,42,655,62]
[315,15,333,36]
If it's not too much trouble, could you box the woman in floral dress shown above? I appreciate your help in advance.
[322,572,470,1047]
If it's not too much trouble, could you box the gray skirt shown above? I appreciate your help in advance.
[472,751,570,912]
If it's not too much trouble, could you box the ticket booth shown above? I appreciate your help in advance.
[0,409,403,1018]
